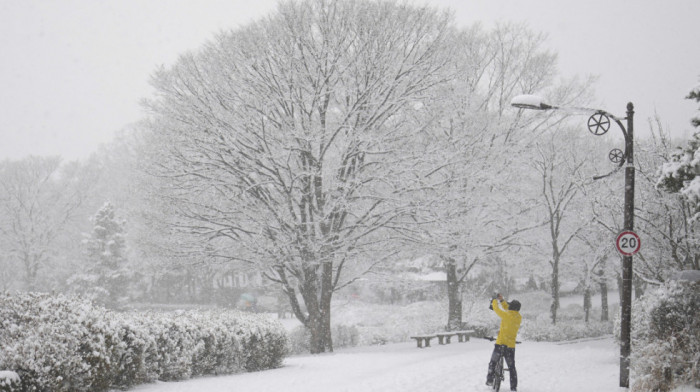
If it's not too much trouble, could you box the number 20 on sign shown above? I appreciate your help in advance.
[616,231,641,256]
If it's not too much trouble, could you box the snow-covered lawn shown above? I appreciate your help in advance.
[129,336,628,392]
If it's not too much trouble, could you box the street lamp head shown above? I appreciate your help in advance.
[510,94,555,110]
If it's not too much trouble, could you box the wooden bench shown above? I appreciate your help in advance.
[409,334,436,348]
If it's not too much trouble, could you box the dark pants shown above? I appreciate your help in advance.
[487,344,517,390]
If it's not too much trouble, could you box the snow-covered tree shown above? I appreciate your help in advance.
[400,22,595,330]
[528,130,594,324]
[657,82,700,226]
[69,202,130,307]
[632,125,699,281]
[0,156,95,291]
[577,227,615,322]
[688,82,700,128]
[630,279,700,391]
[656,131,700,224]
[141,0,457,353]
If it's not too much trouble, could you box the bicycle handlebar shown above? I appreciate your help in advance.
[482,336,521,344]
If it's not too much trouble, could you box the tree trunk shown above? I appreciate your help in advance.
[550,255,560,325]
[306,301,332,354]
[307,310,326,354]
[320,262,334,352]
[187,270,196,302]
[23,256,39,292]
[633,278,645,299]
[600,280,609,322]
[446,260,463,331]
[617,273,623,304]
[301,274,325,354]
[284,261,335,355]
[583,286,591,323]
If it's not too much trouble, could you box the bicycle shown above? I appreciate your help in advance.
[483,336,521,392]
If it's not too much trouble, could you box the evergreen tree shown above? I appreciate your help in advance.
[688,83,700,128]
[69,202,130,306]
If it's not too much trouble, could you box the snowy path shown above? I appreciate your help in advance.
[130,337,627,392]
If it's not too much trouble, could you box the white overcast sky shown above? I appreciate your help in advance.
[1,0,698,161]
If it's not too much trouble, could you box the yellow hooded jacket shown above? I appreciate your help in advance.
[492,299,522,348]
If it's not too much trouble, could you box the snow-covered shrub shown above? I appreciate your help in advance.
[187,316,231,376]
[325,293,614,347]
[629,280,699,391]
[333,325,360,348]
[0,292,116,392]
[107,317,159,389]
[237,317,288,371]
[286,324,358,355]
[287,326,311,355]
[118,310,287,380]
[519,315,612,342]
[182,310,288,373]
[144,312,199,381]
[0,371,20,392]
[517,301,613,342]
[341,301,447,346]
[0,293,288,391]
[323,300,496,347]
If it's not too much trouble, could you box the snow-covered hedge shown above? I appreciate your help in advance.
[0,293,287,392]
[513,291,614,342]
[330,301,449,346]
[519,317,612,342]
[287,324,359,355]
[0,371,20,392]
[626,279,699,391]
[324,295,614,347]
[0,293,117,391]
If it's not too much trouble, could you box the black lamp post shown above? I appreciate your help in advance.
[511,95,635,388]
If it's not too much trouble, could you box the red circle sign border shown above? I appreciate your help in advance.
[616,231,641,256]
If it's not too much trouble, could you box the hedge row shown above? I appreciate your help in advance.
[520,318,613,342]
[0,292,288,392]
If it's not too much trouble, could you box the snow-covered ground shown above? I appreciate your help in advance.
[129,336,630,392]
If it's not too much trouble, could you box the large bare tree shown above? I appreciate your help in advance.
[410,22,594,330]
[528,129,599,324]
[142,0,456,353]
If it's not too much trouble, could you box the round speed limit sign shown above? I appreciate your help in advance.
[616,231,641,256]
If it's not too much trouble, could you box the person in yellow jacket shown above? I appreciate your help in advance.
[486,293,522,391]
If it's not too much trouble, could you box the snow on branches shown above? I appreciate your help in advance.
[657,132,700,224]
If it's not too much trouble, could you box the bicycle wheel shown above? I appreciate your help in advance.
[493,357,503,391]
